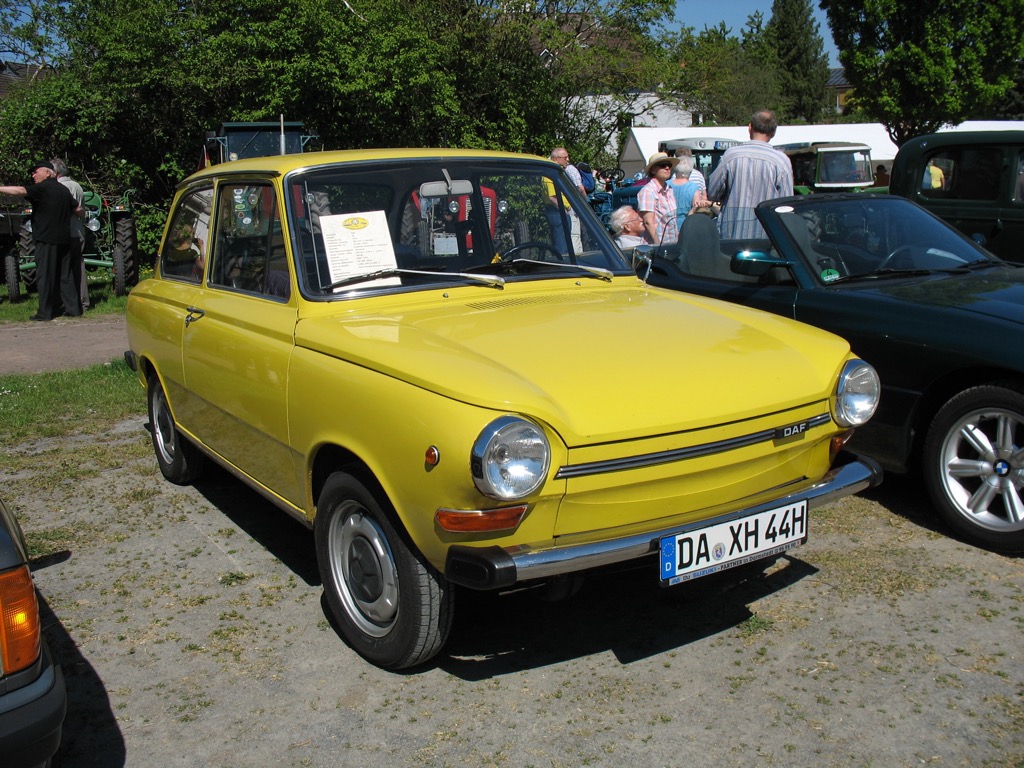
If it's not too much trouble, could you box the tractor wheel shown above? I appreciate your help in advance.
[3,248,20,302]
[112,217,138,296]
[18,227,36,292]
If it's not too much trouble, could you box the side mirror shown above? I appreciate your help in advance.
[731,249,792,277]
[631,244,653,282]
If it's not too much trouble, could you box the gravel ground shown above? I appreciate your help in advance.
[2,412,1021,767]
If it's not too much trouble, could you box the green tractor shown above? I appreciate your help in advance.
[3,187,138,302]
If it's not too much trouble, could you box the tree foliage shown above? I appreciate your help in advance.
[0,0,672,192]
[0,0,678,254]
[664,16,785,125]
[0,0,60,71]
[822,0,1024,145]
[765,0,830,123]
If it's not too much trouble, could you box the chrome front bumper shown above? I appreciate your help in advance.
[444,453,882,590]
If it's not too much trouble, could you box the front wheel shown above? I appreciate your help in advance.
[315,471,453,669]
[147,372,205,485]
[923,383,1024,553]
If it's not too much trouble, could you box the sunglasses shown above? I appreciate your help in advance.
[654,163,673,170]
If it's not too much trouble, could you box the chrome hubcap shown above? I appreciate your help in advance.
[152,387,176,465]
[327,503,399,637]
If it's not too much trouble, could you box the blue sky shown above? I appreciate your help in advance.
[673,1,839,66]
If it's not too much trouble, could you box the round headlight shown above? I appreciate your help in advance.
[835,359,880,427]
[471,416,551,500]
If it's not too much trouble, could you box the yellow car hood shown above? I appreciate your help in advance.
[296,282,850,445]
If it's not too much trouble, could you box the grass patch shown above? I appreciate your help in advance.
[0,361,145,443]
[0,277,138,322]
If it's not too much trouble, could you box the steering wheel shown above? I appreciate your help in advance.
[877,244,913,271]
[501,241,564,263]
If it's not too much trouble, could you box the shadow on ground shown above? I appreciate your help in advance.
[179,461,825,679]
[32,567,127,767]
[439,555,818,679]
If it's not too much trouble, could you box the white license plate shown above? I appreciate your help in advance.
[659,501,808,585]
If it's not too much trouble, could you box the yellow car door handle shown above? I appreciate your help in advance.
[185,307,205,327]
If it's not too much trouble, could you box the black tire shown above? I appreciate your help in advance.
[147,372,205,485]
[18,227,36,292]
[923,383,1024,553]
[417,221,430,258]
[4,248,20,302]
[113,217,138,296]
[513,220,529,246]
[315,471,453,669]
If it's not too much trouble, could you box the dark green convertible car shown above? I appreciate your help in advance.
[639,194,1024,553]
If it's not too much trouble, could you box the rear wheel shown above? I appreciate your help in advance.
[112,217,138,296]
[4,248,20,302]
[315,471,453,669]
[147,372,205,485]
[923,383,1024,553]
[18,227,36,292]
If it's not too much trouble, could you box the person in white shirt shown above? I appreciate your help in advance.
[609,205,646,250]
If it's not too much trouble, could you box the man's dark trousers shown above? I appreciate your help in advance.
[35,241,77,319]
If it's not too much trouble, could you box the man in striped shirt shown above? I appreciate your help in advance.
[707,110,794,239]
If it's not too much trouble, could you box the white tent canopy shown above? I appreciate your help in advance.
[618,121,1024,179]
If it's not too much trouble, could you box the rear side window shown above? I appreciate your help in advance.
[920,148,1003,202]
[161,187,214,282]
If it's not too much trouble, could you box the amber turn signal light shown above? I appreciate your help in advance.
[435,505,529,533]
[830,431,853,463]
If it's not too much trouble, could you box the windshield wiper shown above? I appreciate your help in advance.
[324,268,504,292]
[829,268,938,284]
[962,259,1006,270]
[509,259,614,281]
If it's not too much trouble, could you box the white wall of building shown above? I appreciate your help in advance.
[619,121,1024,178]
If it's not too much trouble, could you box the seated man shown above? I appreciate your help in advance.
[609,205,645,250]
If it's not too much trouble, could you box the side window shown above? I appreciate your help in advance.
[921,148,1002,201]
[209,183,290,299]
[160,187,213,282]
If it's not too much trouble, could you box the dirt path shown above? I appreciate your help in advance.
[0,314,128,375]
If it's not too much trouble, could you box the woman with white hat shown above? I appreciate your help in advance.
[637,152,679,244]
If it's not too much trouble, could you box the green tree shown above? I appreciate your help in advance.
[976,61,1024,121]
[822,0,1024,145]
[665,17,785,125]
[764,0,830,123]
[0,0,61,72]
[0,0,677,241]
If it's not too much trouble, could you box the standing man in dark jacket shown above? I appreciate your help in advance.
[0,160,81,320]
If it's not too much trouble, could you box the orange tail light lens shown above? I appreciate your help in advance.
[0,565,42,674]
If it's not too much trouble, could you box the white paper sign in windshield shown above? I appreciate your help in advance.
[320,211,398,287]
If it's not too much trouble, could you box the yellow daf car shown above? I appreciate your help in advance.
[126,148,881,669]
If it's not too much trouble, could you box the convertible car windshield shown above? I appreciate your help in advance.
[286,161,631,296]
[763,196,993,283]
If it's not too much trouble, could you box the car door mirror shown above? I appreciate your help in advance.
[731,249,792,277]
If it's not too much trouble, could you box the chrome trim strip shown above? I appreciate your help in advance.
[555,413,833,479]
[506,457,879,582]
